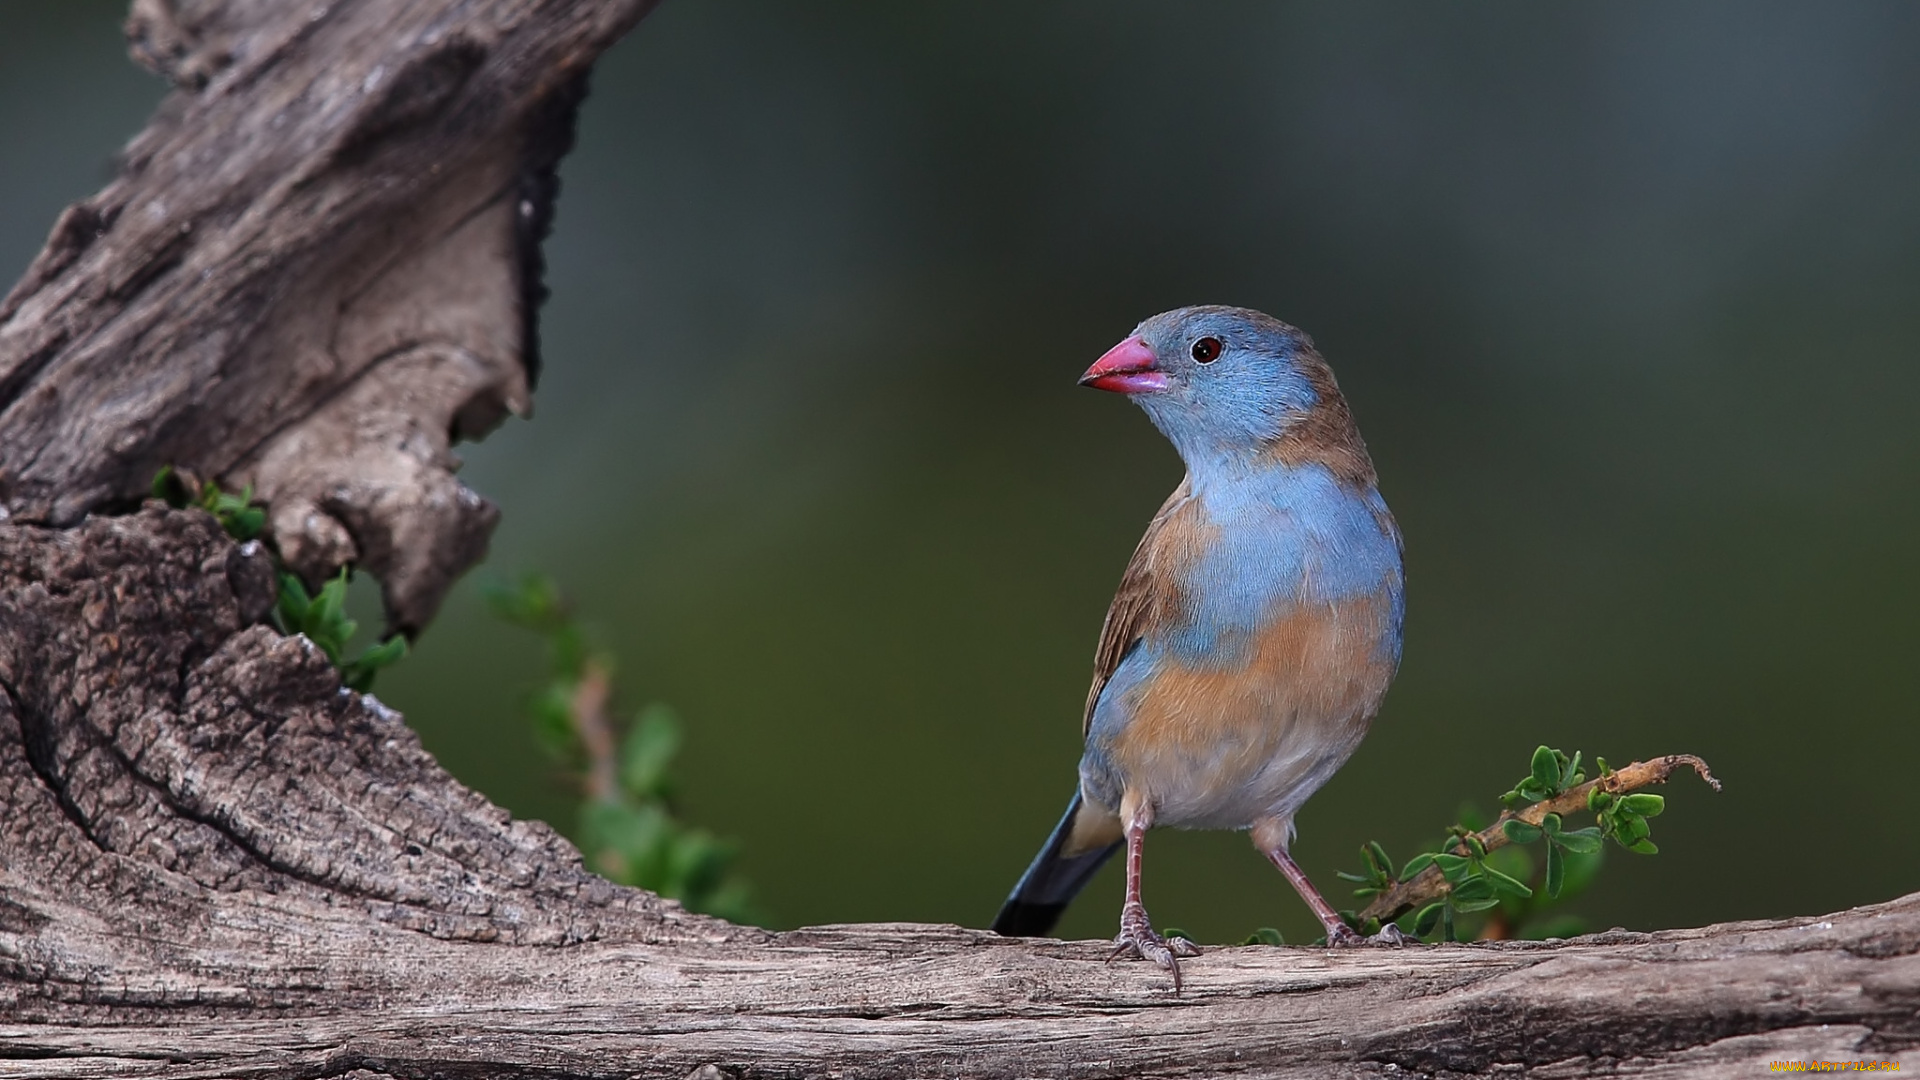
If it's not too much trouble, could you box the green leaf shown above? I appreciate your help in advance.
[1502,819,1542,844]
[1400,853,1436,879]
[620,703,684,798]
[1616,814,1650,846]
[341,636,408,692]
[544,625,590,682]
[485,574,566,630]
[1561,750,1584,788]
[1530,745,1561,792]
[1366,841,1393,880]
[1453,895,1502,914]
[1539,812,1563,837]
[1619,793,1666,817]
[1432,853,1472,882]
[151,465,191,508]
[1480,864,1534,899]
[1552,826,1604,855]
[665,828,737,900]
[360,635,407,665]
[303,571,353,661]
[1412,902,1445,936]
[224,505,265,541]
[1627,838,1659,855]
[276,572,311,630]
[528,684,577,758]
[582,800,672,888]
[1449,876,1495,904]
[1587,787,1614,811]
[1545,842,1565,899]
[1243,927,1286,947]
[1161,927,1191,942]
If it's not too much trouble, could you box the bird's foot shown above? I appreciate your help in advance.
[1324,921,1413,948]
[1108,901,1201,990]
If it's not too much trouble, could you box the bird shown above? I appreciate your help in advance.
[990,305,1407,987]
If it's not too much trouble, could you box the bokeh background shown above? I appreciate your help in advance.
[7,1,1917,945]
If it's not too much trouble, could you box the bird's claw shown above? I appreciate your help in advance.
[1324,921,1413,948]
[1108,901,1201,990]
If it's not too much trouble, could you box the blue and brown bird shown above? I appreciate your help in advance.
[991,305,1407,986]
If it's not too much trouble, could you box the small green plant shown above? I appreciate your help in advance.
[489,574,755,923]
[1328,746,1717,944]
[273,569,408,692]
[153,465,265,541]
[153,466,407,692]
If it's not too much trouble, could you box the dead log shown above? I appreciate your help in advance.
[0,0,651,634]
[0,2,1914,1077]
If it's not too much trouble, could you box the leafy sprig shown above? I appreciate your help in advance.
[489,574,755,923]
[1501,745,1585,809]
[153,466,407,692]
[274,569,408,692]
[153,465,264,541]
[1590,785,1666,855]
[1330,747,1718,943]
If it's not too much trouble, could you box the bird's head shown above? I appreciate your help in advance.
[1081,305,1350,471]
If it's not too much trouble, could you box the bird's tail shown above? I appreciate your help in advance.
[990,791,1122,937]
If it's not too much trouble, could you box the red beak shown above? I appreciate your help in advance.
[1079,336,1167,394]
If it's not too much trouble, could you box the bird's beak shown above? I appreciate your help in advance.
[1079,336,1167,394]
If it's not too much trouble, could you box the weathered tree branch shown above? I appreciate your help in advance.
[1,507,1915,1079]
[0,2,1914,1077]
[0,0,652,634]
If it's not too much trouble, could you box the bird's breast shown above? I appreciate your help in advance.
[1100,589,1399,824]
[1081,463,1404,828]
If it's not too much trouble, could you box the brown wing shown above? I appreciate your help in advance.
[1083,475,1194,736]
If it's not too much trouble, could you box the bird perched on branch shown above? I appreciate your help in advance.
[991,305,1406,986]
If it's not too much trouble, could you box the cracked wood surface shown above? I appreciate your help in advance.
[0,2,1916,1078]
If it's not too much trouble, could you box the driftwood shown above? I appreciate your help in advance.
[0,2,1914,1077]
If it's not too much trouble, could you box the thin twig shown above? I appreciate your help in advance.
[570,659,618,804]
[1358,754,1721,925]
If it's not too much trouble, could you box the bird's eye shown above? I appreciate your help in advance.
[1191,337,1222,364]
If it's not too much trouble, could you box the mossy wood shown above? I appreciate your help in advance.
[0,2,1914,1077]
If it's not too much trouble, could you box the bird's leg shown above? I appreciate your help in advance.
[1107,796,1199,988]
[1262,842,1410,948]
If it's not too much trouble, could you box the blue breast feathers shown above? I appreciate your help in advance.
[1167,461,1403,666]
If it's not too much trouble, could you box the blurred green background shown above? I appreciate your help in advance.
[7,1,1917,945]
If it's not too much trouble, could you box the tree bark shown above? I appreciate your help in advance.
[0,3,1914,1078]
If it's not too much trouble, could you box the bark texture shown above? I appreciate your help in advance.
[0,0,646,634]
[0,2,1916,1078]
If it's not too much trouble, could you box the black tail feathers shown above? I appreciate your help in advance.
[990,792,1120,937]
